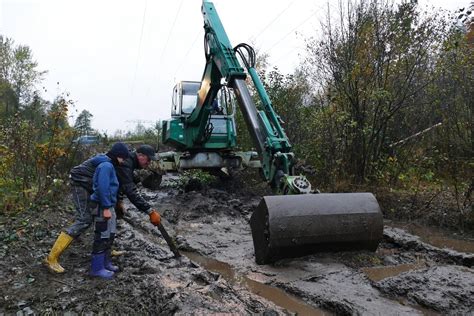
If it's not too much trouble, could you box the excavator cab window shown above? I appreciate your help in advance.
[209,88,234,134]
[171,81,201,117]
[171,85,179,116]
[209,118,228,134]
[181,81,200,115]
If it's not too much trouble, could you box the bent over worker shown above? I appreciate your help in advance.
[44,144,161,274]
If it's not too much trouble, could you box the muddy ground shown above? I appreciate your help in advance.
[1,171,473,315]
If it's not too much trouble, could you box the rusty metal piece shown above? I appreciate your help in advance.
[157,223,181,258]
[250,193,383,264]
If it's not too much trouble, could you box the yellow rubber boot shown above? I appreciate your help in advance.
[111,249,126,257]
[44,232,73,273]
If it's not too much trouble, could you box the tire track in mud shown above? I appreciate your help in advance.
[183,251,328,315]
[129,175,474,315]
[117,210,287,315]
[372,227,474,315]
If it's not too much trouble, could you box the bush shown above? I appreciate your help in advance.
[0,98,76,214]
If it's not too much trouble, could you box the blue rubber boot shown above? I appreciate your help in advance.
[90,253,114,279]
[104,250,119,272]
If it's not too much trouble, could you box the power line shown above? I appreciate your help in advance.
[159,0,184,64]
[266,11,317,52]
[250,1,295,41]
[173,1,291,81]
[146,0,184,96]
[173,30,201,81]
[131,0,148,97]
[272,45,303,65]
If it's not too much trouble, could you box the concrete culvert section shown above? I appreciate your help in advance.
[250,193,384,264]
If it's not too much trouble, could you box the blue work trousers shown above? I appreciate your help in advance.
[92,207,117,254]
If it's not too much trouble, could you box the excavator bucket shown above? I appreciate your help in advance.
[250,193,383,264]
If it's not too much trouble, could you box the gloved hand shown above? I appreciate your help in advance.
[103,208,112,220]
[149,210,161,226]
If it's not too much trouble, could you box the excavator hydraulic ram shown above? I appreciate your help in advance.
[250,193,383,264]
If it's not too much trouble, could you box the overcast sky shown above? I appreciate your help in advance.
[0,0,468,134]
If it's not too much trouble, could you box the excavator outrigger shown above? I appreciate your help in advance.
[161,0,383,264]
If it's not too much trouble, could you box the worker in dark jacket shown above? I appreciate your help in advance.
[44,144,161,274]
[115,145,157,215]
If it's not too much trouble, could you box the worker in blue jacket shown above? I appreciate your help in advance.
[88,142,129,279]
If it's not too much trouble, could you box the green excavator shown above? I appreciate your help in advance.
[161,0,383,264]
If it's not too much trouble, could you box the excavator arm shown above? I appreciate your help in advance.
[190,0,310,194]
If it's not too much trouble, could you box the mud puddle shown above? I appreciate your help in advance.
[183,251,330,316]
[362,262,426,281]
[389,222,474,253]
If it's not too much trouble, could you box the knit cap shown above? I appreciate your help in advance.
[108,142,130,159]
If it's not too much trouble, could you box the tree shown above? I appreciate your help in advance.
[0,37,18,115]
[0,36,45,111]
[0,79,18,119]
[0,37,76,213]
[11,45,45,105]
[74,109,93,135]
[260,67,315,160]
[423,7,474,218]
[304,0,448,184]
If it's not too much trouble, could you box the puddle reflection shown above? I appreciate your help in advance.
[362,263,426,282]
[390,222,474,253]
[183,251,330,316]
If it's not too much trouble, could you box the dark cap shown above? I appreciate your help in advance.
[108,142,130,159]
[136,144,157,161]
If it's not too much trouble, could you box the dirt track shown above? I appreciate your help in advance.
[1,172,474,315]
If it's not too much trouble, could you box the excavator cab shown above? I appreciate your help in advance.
[164,81,238,152]
[162,82,252,171]
[171,81,235,134]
